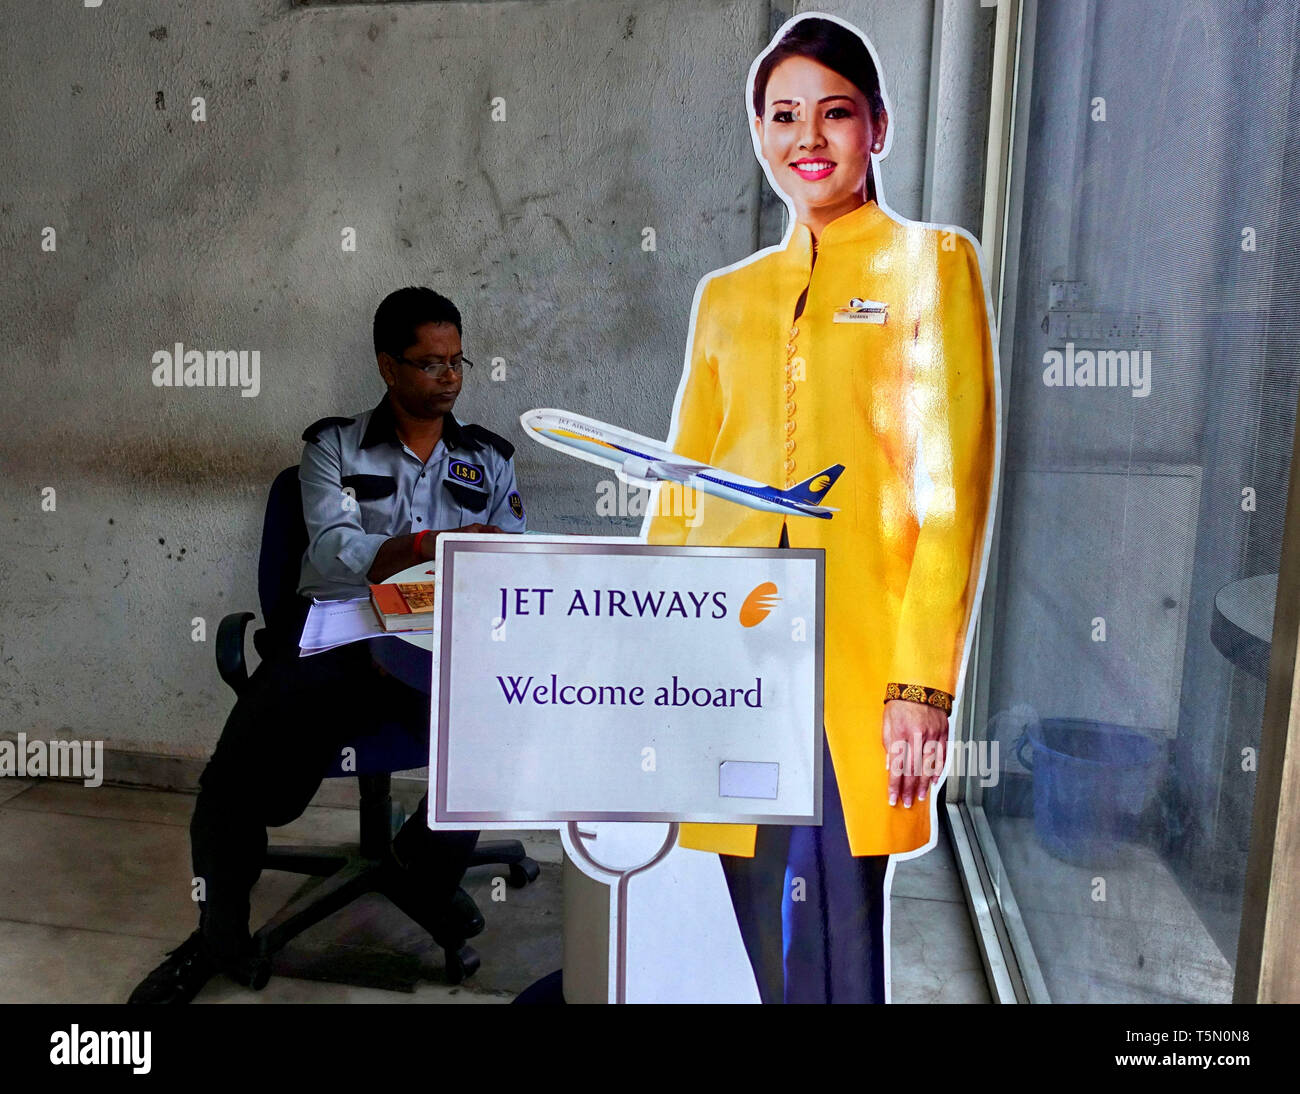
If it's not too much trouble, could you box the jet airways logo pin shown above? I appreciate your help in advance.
[833,297,889,324]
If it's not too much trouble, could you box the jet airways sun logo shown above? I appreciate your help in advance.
[809,473,831,493]
[739,581,780,627]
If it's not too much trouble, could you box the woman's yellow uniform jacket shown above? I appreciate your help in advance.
[645,199,998,857]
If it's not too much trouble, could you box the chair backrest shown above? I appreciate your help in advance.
[254,465,429,774]
[256,465,311,651]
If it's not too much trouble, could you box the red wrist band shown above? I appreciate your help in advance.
[412,529,431,558]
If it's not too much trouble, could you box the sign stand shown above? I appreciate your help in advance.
[563,821,679,1004]
[421,534,824,1002]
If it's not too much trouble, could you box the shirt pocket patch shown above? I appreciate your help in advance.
[340,474,397,534]
[444,477,490,512]
[339,474,397,501]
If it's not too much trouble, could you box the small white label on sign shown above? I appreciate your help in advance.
[833,309,888,324]
[719,761,780,800]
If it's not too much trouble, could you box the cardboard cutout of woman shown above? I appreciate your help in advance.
[642,12,1000,1003]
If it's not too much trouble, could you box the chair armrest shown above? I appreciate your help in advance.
[215,611,257,696]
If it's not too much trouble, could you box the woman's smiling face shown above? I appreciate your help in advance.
[754,55,886,231]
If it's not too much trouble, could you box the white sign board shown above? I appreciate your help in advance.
[426,535,823,828]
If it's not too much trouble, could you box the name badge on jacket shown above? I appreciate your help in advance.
[444,459,490,511]
[833,297,889,324]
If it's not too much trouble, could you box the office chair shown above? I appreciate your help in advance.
[214,465,540,985]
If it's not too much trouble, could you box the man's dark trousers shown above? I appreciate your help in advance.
[190,637,477,958]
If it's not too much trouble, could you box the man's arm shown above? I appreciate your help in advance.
[365,532,429,584]
[299,431,391,587]
[299,429,499,587]
[372,444,520,577]
[482,453,527,534]
[365,524,502,583]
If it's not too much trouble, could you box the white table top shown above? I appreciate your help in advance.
[1214,572,1276,645]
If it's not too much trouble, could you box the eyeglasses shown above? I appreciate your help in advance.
[391,353,474,379]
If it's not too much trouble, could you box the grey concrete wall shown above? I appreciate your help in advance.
[0,0,990,757]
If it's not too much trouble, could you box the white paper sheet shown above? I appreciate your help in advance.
[298,595,431,656]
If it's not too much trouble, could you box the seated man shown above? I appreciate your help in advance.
[130,286,526,1004]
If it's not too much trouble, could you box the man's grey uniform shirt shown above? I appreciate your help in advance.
[298,394,526,599]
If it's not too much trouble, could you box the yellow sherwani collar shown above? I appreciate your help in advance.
[782,200,894,267]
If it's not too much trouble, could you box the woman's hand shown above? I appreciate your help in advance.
[882,699,949,808]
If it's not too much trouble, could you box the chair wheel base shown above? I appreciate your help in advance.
[247,957,272,992]
[444,944,480,985]
[508,859,541,888]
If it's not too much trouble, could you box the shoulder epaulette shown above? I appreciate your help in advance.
[462,423,515,460]
[301,416,355,444]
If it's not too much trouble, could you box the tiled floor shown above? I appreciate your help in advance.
[890,843,994,1004]
[0,777,989,1003]
[989,815,1232,1003]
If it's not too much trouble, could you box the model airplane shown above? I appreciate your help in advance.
[520,408,844,518]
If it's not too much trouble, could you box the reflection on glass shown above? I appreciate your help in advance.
[966,0,1299,1003]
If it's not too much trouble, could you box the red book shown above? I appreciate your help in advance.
[369,582,437,632]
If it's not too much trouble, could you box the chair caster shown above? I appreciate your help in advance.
[508,859,541,888]
[444,944,480,985]
[245,953,273,992]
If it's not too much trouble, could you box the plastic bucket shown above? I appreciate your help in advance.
[1016,718,1157,865]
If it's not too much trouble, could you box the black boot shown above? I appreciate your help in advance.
[127,910,267,1005]
[127,932,216,1005]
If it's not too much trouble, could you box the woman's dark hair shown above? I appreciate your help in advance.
[373,286,462,359]
[751,17,888,200]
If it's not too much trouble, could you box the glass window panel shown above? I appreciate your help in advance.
[965,0,1300,1004]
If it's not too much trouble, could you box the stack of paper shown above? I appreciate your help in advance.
[298,596,432,657]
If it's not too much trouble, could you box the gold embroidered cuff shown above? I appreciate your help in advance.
[884,682,954,714]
